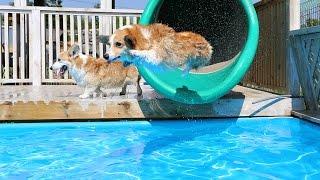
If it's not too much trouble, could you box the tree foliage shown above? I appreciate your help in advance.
[306,18,320,27]
[94,3,101,8]
[33,0,62,7]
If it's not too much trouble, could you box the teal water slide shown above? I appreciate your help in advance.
[137,0,259,104]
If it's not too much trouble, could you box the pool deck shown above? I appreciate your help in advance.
[0,85,305,121]
[292,111,320,124]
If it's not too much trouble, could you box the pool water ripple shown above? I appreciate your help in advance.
[0,118,320,179]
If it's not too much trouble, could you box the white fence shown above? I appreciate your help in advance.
[0,6,142,85]
[0,8,30,84]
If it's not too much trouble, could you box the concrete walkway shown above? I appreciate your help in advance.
[0,85,305,121]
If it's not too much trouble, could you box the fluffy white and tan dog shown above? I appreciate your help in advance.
[100,23,213,73]
[50,44,142,98]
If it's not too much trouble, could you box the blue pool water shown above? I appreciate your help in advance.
[1,117,320,179]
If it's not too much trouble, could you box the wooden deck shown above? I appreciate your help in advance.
[0,85,305,121]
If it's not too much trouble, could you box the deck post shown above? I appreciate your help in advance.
[100,0,113,35]
[30,9,42,86]
[287,0,301,96]
[14,0,27,6]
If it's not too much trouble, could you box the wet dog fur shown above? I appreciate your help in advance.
[100,23,213,73]
[50,44,142,99]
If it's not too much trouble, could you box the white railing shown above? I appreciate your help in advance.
[0,8,31,84]
[0,6,142,85]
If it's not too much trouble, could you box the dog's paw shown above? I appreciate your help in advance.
[182,65,192,77]
[123,61,133,67]
[79,94,90,99]
[182,69,190,77]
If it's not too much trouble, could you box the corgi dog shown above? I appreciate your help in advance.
[50,44,142,99]
[100,23,213,74]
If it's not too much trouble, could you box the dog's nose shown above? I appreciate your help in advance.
[62,65,68,71]
[50,66,53,70]
[103,53,109,60]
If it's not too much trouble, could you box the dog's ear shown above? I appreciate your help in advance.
[124,35,136,49]
[99,35,109,44]
[68,44,80,58]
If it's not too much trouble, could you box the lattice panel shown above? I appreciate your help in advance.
[302,36,320,106]
[290,27,320,110]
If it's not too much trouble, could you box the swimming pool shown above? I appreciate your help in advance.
[0,117,319,179]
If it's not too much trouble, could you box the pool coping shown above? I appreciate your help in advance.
[292,111,320,125]
[0,85,306,121]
